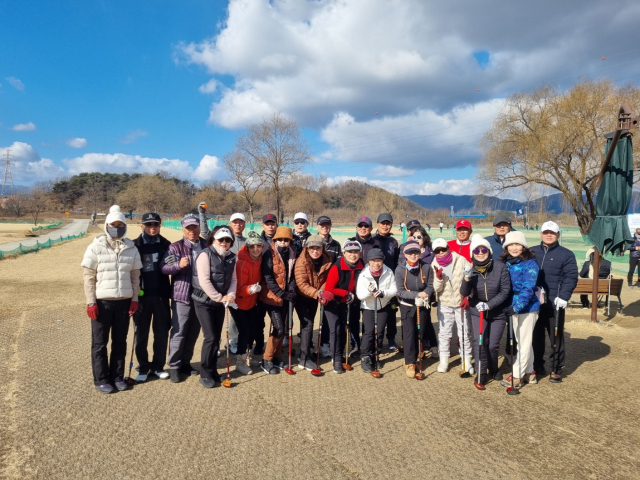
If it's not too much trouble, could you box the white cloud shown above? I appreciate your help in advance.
[64,153,192,176]
[324,175,475,196]
[371,165,416,178]
[193,154,222,180]
[120,129,148,144]
[6,77,25,91]
[12,122,36,131]
[0,142,65,183]
[198,79,219,94]
[66,137,88,148]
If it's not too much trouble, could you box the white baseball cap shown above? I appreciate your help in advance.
[432,238,448,250]
[541,221,560,233]
[294,212,308,222]
[214,227,234,240]
[230,213,246,222]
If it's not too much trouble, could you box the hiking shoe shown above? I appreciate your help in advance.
[169,369,183,383]
[229,342,238,355]
[301,359,316,371]
[549,372,562,383]
[388,339,397,351]
[95,384,114,394]
[361,356,373,373]
[135,373,148,383]
[524,371,537,384]
[500,375,523,388]
[180,364,199,376]
[430,346,439,359]
[321,344,331,358]
[153,370,169,380]
[333,363,345,374]
[235,354,253,375]
[273,357,285,370]
[199,377,216,388]
[405,364,416,378]
[262,359,279,375]
[492,371,503,381]
[114,380,130,391]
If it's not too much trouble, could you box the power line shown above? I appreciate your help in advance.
[2,149,14,197]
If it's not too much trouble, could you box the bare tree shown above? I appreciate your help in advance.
[4,195,25,217]
[25,182,52,225]
[477,79,640,234]
[222,151,265,223]
[236,112,310,220]
[117,175,181,213]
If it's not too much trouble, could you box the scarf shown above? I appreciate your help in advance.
[370,267,382,278]
[406,260,419,271]
[505,254,521,265]
[435,251,453,267]
[143,232,160,244]
[473,256,492,274]
[344,259,359,269]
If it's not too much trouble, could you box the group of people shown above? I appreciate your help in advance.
[82,205,579,394]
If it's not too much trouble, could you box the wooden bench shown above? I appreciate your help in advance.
[572,277,623,314]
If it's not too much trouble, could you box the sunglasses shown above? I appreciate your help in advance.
[145,222,161,227]
[248,244,263,249]
[357,224,371,228]
[405,251,420,256]
[473,247,488,255]
[276,239,291,243]
[217,238,232,244]
[413,235,423,239]
[294,220,307,225]
[433,248,447,254]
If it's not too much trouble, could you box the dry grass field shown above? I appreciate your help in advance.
[1,224,639,479]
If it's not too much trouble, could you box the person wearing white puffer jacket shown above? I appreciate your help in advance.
[82,205,143,394]
[431,238,474,375]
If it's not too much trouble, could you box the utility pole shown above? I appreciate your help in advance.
[2,149,14,197]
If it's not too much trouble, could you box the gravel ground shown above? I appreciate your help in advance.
[1,225,639,479]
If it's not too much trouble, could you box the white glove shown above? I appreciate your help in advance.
[463,265,472,277]
[415,297,425,307]
[198,202,207,212]
[422,300,431,310]
[367,283,377,293]
[554,297,568,309]
[476,302,489,312]
[248,283,262,294]
[224,301,238,310]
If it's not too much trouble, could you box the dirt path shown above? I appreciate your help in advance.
[0,219,89,252]
[1,228,639,479]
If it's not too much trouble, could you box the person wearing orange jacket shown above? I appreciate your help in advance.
[231,231,264,375]
[294,235,333,371]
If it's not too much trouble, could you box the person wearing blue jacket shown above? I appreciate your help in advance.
[530,221,578,382]
[628,228,640,287]
[499,231,539,388]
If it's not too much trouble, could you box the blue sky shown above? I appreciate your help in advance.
[3,0,640,196]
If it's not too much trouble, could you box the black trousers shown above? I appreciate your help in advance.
[230,306,262,356]
[399,304,436,365]
[267,304,288,339]
[324,302,359,365]
[361,304,393,357]
[91,299,131,385]
[134,295,171,372]
[533,303,565,373]
[254,301,268,355]
[296,296,318,364]
[320,301,360,348]
[628,256,640,284]
[471,314,506,380]
[193,301,226,381]
[385,300,398,341]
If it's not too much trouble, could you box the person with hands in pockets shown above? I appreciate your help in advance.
[356,247,397,374]
[395,240,436,379]
[82,205,143,394]
[431,238,474,375]
[460,234,512,389]
[320,240,365,374]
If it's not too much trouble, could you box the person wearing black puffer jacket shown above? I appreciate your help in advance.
[460,234,512,389]
[530,221,578,382]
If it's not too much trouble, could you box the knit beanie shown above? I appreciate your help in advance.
[470,234,492,255]
[105,205,126,225]
[503,231,528,249]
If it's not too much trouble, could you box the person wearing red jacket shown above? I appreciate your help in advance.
[448,219,473,262]
[320,240,364,374]
[231,231,264,375]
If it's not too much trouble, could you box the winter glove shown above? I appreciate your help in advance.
[415,297,425,307]
[423,301,431,310]
[87,304,98,320]
[164,254,176,265]
[318,291,334,304]
[460,297,470,310]
[283,292,297,303]
[463,265,473,278]
[248,283,262,295]
[367,283,377,293]
[435,267,443,281]
[476,302,489,312]
[198,202,207,213]
[224,301,238,310]
[504,305,516,316]
[554,297,568,309]
[318,296,328,306]
[129,301,138,316]
[373,289,384,299]
[345,292,355,304]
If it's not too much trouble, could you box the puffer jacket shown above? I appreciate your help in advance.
[161,237,207,304]
[629,235,640,259]
[530,242,578,303]
[260,243,296,306]
[356,265,397,310]
[235,245,262,310]
[460,259,511,320]
[292,230,312,258]
[294,247,332,299]
[432,252,469,307]
[395,260,434,307]
[373,233,400,271]
[81,235,143,300]
[505,257,540,314]
[324,235,342,262]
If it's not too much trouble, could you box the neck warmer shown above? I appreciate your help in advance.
[370,268,382,278]
[143,232,160,244]
[344,259,359,269]
[505,254,521,265]
[473,256,492,274]
[312,256,323,272]
[435,251,453,267]
[406,260,419,271]
[212,243,229,257]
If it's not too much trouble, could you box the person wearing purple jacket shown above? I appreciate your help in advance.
[161,214,207,383]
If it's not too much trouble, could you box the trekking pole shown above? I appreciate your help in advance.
[459,305,470,378]
[222,306,232,388]
[124,317,137,385]
[285,300,296,375]
[415,304,423,380]
[506,313,520,395]
[371,298,382,378]
[474,310,485,391]
[343,302,353,371]
[311,304,324,377]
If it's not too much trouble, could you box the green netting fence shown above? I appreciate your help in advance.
[32,221,63,231]
[0,231,87,260]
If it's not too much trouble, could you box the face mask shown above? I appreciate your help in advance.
[106,225,126,239]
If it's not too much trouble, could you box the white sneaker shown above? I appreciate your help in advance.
[154,370,169,380]
[321,344,331,358]
[437,357,449,373]
[136,373,148,383]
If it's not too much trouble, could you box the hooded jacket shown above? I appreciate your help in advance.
[530,242,578,303]
[294,247,332,299]
[460,259,511,319]
[356,265,397,310]
[432,251,469,308]
[395,259,434,307]
[235,245,263,310]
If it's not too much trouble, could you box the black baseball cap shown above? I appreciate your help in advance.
[493,214,512,226]
[357,216,373,227]
[317,215,332,225]
[406,219,421,230]
[142,212,161,224]
[377,213,393,224]
[262,213,277,224]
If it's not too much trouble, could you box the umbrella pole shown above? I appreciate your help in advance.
[590,247,601,323]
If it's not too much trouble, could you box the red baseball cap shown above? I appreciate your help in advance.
[456,219,472,229]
